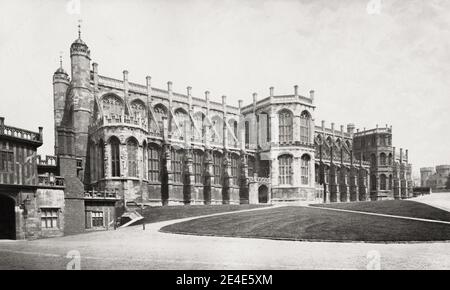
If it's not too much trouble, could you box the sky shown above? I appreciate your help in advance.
[0,0,449,177]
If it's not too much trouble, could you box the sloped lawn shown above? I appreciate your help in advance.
[161,206,450,242]
[133,204,269,225]
[311,200,450,222]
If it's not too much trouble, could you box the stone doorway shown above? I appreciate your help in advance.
[0,194,16,239]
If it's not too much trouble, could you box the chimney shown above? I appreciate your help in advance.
[294,85,298,96]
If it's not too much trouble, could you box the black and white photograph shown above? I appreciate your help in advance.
[0,0,450,275]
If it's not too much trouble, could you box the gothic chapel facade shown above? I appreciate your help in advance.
[53,30,413,217]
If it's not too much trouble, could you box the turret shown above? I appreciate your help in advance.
[69,23,93,181]
[53,55,70,154]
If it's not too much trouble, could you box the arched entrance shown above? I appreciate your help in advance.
[0,194,16,240]
[258,185,269,204]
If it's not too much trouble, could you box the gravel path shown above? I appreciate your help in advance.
[412,192,450,212]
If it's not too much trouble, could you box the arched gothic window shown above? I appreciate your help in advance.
[278,154,293,185]
[110,137,121,177]
[127,139,138,178]
[212,152,222,185]
[300,111,311,144]
[193,150,204,184]
[171,149,184,183]
[301,154,310,185]
[229,153,239,185]
[98,140,104,179]
[148,144,161,182]
[380,153,387,165]
[380,174,387,190]
[279,110,293,143]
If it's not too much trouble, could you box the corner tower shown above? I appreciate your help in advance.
[53,56,70,154]
[69,24,93,181]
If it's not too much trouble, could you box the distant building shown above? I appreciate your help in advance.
[420,165,450,190]
[353,127,413,200]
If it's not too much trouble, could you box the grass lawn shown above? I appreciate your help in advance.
[160,206,450,242]
[132,204,269,225]
[311,200,450,222]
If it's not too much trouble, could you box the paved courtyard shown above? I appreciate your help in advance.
[0,193,450,270]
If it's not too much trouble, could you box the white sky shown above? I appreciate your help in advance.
[1,0,449,177]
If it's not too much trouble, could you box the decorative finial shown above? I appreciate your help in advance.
[59,51,63,68]
[78,19,82,39]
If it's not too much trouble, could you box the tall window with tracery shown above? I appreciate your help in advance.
[193,150,204,184]
[301,154,310,185]
[171,149,184,183]
[380,153,386,165]
[127,139,138,177]
[110,137,121,177]
[279,110,293,143]
[213,152,222,185]
[300,111,311,144]
[230,154,239,185]
[148,144,160,182]
[278,155,293,185]
[98,141,104,179]
[380,174,387,190]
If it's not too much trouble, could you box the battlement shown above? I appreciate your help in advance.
[354,126,392,137]
[0,117,42,145]
[97,74,240,115]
